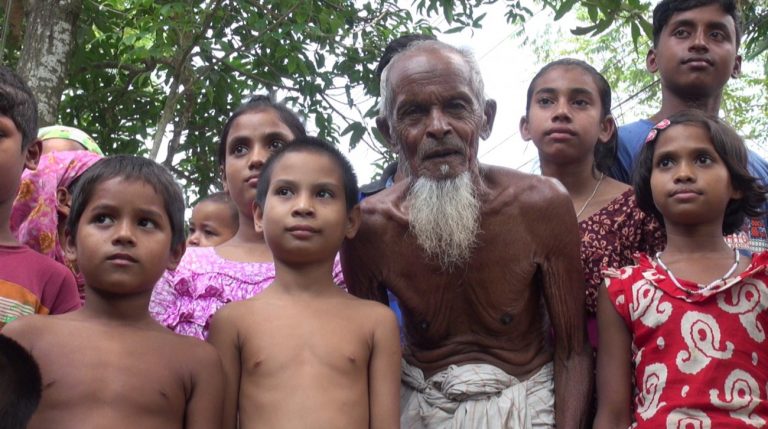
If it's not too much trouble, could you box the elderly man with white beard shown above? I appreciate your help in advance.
[341,40,592,429]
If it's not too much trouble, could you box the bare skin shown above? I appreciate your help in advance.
[3,310,224,429]
[208,285,400,429]
[208,151,401,429]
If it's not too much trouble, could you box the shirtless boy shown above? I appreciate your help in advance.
[3,155,224,429]
[208,137,401,429]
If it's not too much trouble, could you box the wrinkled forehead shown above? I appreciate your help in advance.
[388,47,474,101]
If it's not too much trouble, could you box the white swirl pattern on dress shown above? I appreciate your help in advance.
[631,279,672,328]
[716,279,768,343]
[676,311,734,374]
[665,408,711,429]
[709,369,765,428]
[637,362,668,421]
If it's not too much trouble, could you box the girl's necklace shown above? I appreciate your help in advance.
[655,248,740,295]
[576,173,604,218]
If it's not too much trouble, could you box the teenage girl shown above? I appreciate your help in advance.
[520,58,665,348]
[595,110,768,427]
[150,95,344,339]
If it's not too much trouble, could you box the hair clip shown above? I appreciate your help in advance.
[644,118,672,144]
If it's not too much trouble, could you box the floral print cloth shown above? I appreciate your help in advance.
[604,252,768,428]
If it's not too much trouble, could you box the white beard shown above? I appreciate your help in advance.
[407,172,481,271]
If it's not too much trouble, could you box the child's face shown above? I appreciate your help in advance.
[648,4,741,97]
[40,138,85,155]
[520,66,614,165]
[66,178,183,294]
[650,124,739,229]
[254,151,359,264]
[0,116,40,204]
[187,200,237,247]
[222,110,296,216]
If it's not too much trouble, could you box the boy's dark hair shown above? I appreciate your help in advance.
[652,0,742,48]
[0,66,38,150]
[376,34,437,80]
[196,191,238,227]
[255,136,359,212]
[217,95,307,168]
[67,155,186,249]
[0,335,42,429]
[633,110,766,235]
[525,58,617,176]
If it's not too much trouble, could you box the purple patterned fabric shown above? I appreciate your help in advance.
[149,246,346,339]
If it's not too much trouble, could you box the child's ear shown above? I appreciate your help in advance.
[252,201,265,234]
[220,166,229,193]
[519,115,532,141]
[646,48,659,74]
[166,242,186,271]
[345,205,362,240]
[480,98,497,140]
[63,227,77,264]
[56,187,72,217]
[24,139,42,171]
[598,115,617,145]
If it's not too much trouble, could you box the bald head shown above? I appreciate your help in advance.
[378,41,486,123]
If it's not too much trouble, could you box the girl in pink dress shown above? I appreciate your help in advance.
[595,110,768,428]
[150,96,343,339]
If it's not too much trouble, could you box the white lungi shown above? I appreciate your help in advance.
[400,359,555,429]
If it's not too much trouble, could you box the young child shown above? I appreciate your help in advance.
[186,191,238,247]
[0,65,79,328]
[208,137,401,429]
[0,334,42,429]
[595,110,768,427]
[38,124,104,155]
[611,0,768,253]
[150,95,345,340]
[520,58,665,349]
[2,155,224,429]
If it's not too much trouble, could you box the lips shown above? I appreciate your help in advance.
[245,174,260,186]
[106,253,138,265]
[682,56,713,67]
[545,127,576,140]
[422,148,464,161]
[286,224,319,233]
[670,187,702,200]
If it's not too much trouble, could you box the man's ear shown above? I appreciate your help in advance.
[252,201,265,235]
[519,115,532,141]
[167,242,186,271]
[56,187,72,217]
[480,99,497,140]
[646,48,659,74]
[24,139,42,171]
[345,205,362,240]
[731,54,742,78]
[376,116,392,147]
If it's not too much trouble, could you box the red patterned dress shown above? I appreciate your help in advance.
[580,189,665,347]
[604,252,768,428]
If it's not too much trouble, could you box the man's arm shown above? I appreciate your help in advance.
[368,306,401,429]
[206,307,242,429]
[341,214,388,305]
[531,179,593,429]
[593,283,633,429]
[184,341,225,429]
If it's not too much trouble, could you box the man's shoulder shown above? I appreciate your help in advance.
[483,165,570,208]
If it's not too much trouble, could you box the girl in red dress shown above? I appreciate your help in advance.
[595,109,768,428]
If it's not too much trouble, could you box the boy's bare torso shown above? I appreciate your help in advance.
[219,287,394,429]
[4,313,220,429]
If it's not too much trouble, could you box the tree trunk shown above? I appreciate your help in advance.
[16,0,82,126]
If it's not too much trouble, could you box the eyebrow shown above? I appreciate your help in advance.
[669,18,733,36]
[271,178,342,190]
[534,87,596,97]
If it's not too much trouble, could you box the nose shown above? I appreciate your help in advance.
[689,29,709,52]
[186,232,200,247]
[113,220,136,246]
[673,160,696,183]
[425,108,451,140]
[248,145,270,170]
[291,193,315,217]
[552,99,571,122]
